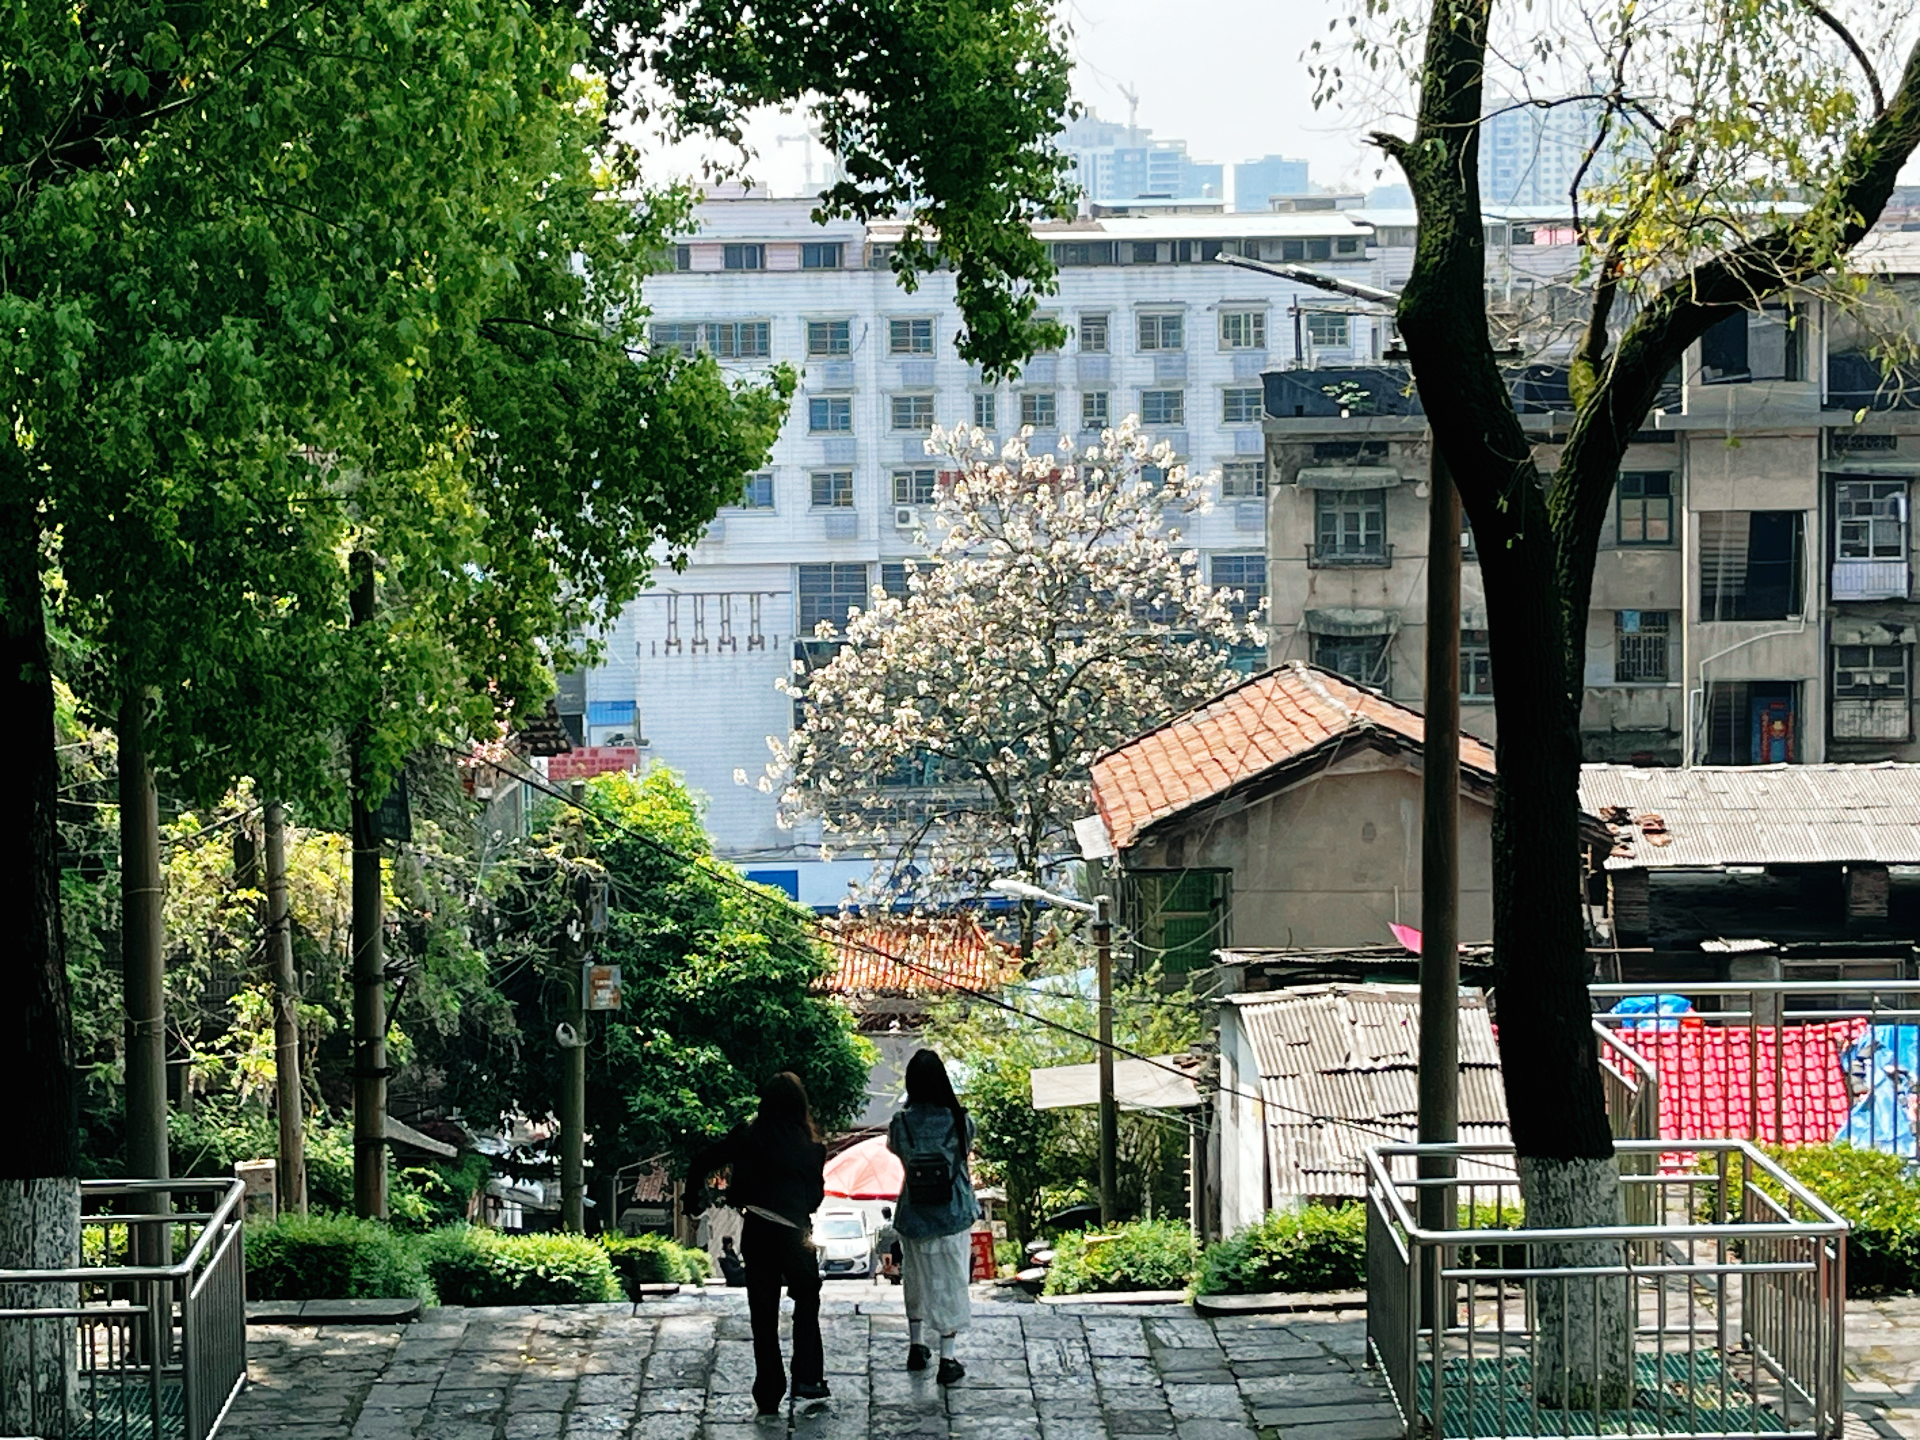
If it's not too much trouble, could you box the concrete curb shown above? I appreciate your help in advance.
[246,1297,422,1325]
[1192,1289,1367,1316]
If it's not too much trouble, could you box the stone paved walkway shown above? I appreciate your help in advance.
[1846,1297,1920,1439]
[218,1286,1396,1440]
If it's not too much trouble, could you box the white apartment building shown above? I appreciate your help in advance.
[569,195,1392,905]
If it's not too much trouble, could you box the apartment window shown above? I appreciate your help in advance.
[889,318,934,355]
[1313,634,1389,687]
[1082,391,1110,429]
[1461,630,1494,700]
[723,243,764,271]
[797,563,868,632]
[1137,313,1184,351]
[1833,644,1912,740]
[809,471,854,509]
[808,396,852,433]
[893,469,936,506]
[1080,314,1110,353]
[801,242,843,270]
[1222,388,1263,424]
[1700,305,1799,384]
[706,321,770,360]
[891,394,934,432]
[807,320,851,357]
[651,322,702,358]
[1700,511,1805,620]
[880,562,912,600]
[972,393,997,429]
[1314,489,1387,562]
[1614,610,1671,683]
[1141,390,1184,427]
[673,245,691,271]
[1125,870,1230,975]
[1313,440,1388,461]
[1616,472,1674,546]
[1221,461,1266,498]
[1210,554,1266,623]
[1837,480,1907,559]
[1021,391,1057,428]
[1277,238,1335,262]
[1219,311,1266,350]
[1306,312,1350,347]
[732,472,774,510]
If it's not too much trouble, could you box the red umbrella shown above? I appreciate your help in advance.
[822,1135,904,1201]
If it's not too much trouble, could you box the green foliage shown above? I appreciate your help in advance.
[428,769,871,1172]
[244,1213,430,1303]
[419,1226,623,1306]
[921,942,1201,1246]
[601,1232,712,1289]
[1713,1144,1920,1296]
[1194,1206,1368,1297]
[1041,1219,1197,1296]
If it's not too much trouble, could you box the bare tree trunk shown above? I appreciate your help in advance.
[0,492,80,1426]
[266,800,306,1215]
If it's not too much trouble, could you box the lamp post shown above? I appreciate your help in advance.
[1215,253,1462,1231]
[990,878,1118,1226]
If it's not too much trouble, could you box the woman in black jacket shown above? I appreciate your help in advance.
[686,1072,829,1416]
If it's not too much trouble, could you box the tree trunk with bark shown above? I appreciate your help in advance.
[0,492,79,1429]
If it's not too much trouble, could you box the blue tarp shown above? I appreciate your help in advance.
[1838,1025,1920,1155]
[1608,994,1695,1031]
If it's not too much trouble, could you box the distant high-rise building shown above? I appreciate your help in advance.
[1058,109,1222,204]
[1233,155,1311,211]
[1478,92,1631,208]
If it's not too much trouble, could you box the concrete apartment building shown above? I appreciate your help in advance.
[1260,227,1920,768]
[567,193,1393,904]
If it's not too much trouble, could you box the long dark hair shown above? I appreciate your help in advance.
[751,1071,821,1144]
[905,1048,966,1133]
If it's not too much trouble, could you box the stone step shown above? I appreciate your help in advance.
[245,1297,422,1325]
[1193,1290,1366,1317]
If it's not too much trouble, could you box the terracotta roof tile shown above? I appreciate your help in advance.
[1090,662,1498,855]
[820,916,1019,997]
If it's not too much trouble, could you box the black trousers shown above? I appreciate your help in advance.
[742,1214,823,1412]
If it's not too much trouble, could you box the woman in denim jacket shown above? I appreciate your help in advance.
[886,1049,979,1385]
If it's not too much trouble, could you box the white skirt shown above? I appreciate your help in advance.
[900,1229,972,1336]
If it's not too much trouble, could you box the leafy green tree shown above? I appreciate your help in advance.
[1312,0,1920,1403]
[424,770,870,1177]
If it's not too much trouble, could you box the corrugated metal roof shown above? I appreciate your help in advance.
[1581,763,1920,870]
[1231,984,1509,1201]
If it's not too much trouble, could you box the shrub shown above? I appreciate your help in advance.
[601,1233,712,1290]
[421,1226,622,1306]
[1719,1144,1920,1297]
[1042,1219,1197,1296]
[1194,1205,1366,1297]
[244,1213,429,1302]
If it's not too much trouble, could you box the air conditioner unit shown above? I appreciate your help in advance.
[894,506,920,530]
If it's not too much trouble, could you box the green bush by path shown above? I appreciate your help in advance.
[1712,1143,1920,1297]
[1193,1205,1366,1297]
[244,1212,430,1303]
[420,1226,623,1306]
[600,1232,713,1290]
[1041,1219,1197,1296]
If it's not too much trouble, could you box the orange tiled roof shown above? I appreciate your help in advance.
[1090,662,1497,855]
[822,916,1019,997]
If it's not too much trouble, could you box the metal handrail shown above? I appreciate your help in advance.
[0,1177,246,1284]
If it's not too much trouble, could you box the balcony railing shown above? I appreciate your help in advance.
[1306,542,1394,569]
[1831,557,1910,600]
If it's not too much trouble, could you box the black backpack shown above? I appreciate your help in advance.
[900,1113,955,1207]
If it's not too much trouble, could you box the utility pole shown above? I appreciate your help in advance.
[349,551,388,1220]
[119,690,168,1255]
[265,800,306,1215]
[1417,449,1462,1254]
[559,782,588,1233]
[1093,894,1118,1228]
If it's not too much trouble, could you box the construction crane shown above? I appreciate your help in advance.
[776,132,816,192]
[1116,84,1140,146]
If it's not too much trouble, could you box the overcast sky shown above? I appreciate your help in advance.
[643,0,1397,205]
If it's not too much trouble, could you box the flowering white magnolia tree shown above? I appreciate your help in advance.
[770,420,1261,947]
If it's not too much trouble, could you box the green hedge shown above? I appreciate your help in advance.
[420,1226,623,1306]
[245,1213,430,1302]
[1195,1205,1366,1296]
[601,1233,713,1289]
[1042,1219,1197,1296]
[1715,1144,1920,1297]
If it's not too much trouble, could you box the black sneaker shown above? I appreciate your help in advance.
[937,1357,965,1386]
[792,1380,832,1401]
[906,1343,931,1372]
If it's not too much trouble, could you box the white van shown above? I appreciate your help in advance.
[813,1209,875,1279]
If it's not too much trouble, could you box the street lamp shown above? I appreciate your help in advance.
[990,878,1120,1227]
[1213,252,1462,1231]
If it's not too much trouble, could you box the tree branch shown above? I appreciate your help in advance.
[1798,0,1885,116]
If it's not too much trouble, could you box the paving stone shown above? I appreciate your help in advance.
[505,1415,567,1440]
[1174,1422,1260,1440]
[1164,1384,1247,1420]
[631,1417,702,1440]
[565,1407,633,1435]
[637,1386,710,1414]
[1272,1419,1403,1440]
